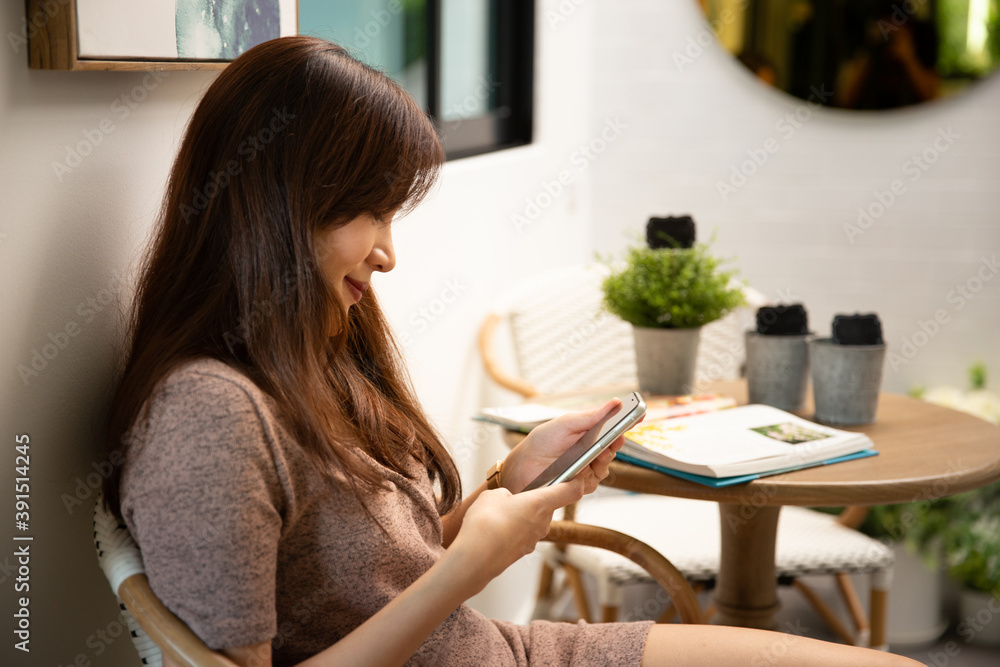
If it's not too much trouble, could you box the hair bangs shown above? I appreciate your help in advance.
[309,52,444,226]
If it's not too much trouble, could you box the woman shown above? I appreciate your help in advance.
[104,36,919,667]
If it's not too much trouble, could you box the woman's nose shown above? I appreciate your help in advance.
[369,225,396,273]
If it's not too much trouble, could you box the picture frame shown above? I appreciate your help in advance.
[26,0,298,71]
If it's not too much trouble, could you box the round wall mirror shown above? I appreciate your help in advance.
[699,0,1000,110]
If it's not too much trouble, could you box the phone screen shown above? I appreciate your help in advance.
[520,393,645,492]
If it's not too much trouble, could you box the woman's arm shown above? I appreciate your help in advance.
[215,480,588,667]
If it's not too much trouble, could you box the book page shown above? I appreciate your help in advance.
[625,405,857,467]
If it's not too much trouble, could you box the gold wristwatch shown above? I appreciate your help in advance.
[486,459,504,490]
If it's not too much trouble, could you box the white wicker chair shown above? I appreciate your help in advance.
[478,264,895,648]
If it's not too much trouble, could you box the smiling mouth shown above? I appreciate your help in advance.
[345,277,367,302]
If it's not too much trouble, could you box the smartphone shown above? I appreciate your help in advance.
[520,392,646,492]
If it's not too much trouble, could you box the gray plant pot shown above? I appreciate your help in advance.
[745,331,811,411]
[959,589,1000,646]
[809,338,887,425]
[632,326,701,395]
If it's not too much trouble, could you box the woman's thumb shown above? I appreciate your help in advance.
[562,398,622,431]
[526,477,585,510]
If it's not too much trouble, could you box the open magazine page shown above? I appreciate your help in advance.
[622,404,872,478]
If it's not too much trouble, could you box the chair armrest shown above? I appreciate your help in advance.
[118,574,241,667]
[543,520,704,625]
[479,313,538,398]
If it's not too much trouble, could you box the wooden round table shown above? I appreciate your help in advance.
[596,381,1000,630]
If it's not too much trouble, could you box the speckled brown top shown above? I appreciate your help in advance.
[121,358,652,666]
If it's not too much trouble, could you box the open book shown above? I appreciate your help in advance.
[619,405,877,487]
[475,394,737,433]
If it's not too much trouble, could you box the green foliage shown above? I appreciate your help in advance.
[860,499,954,569]
[937,0,1000,78]
[942,481,1000,593]
[970,361,988,390]
[601,242,745,329]
[876,365,1000,591]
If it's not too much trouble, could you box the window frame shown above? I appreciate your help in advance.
[427,0,535,160]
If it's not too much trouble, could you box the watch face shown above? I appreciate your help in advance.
[487,462,502,488]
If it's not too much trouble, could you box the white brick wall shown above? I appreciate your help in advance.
[588,0,1000,394]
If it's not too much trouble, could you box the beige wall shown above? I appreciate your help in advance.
[589,0,1000,394]
[0,1,598,663]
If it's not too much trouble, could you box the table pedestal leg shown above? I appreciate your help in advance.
[713,504,782,629]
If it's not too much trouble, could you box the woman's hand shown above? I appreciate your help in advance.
[445,479,586,593]
[500,399,630,494]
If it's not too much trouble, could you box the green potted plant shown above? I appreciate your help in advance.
[854,363,1000,645]
[601,220,745,395]
[857,500,953,645]
[941,481,1000,646]
[924,365,1000,646]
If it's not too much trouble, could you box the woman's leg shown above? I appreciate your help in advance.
[641,624,923,667]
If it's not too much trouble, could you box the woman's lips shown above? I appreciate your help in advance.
[345,277,367,302]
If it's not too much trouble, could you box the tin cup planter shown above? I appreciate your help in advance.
[745,304,811,411]
[632,326,702,395]
[809,314,887,425]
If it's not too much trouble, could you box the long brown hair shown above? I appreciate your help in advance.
[103,36,458,518]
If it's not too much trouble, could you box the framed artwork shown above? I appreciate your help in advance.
[27,0,298,71]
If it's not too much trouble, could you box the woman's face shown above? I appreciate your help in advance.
[315,212,397,312]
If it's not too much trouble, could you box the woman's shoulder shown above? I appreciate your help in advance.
[148,357,276,420]
[160,356,262,396]
[122,358,292,519]
[128,357,282,468]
